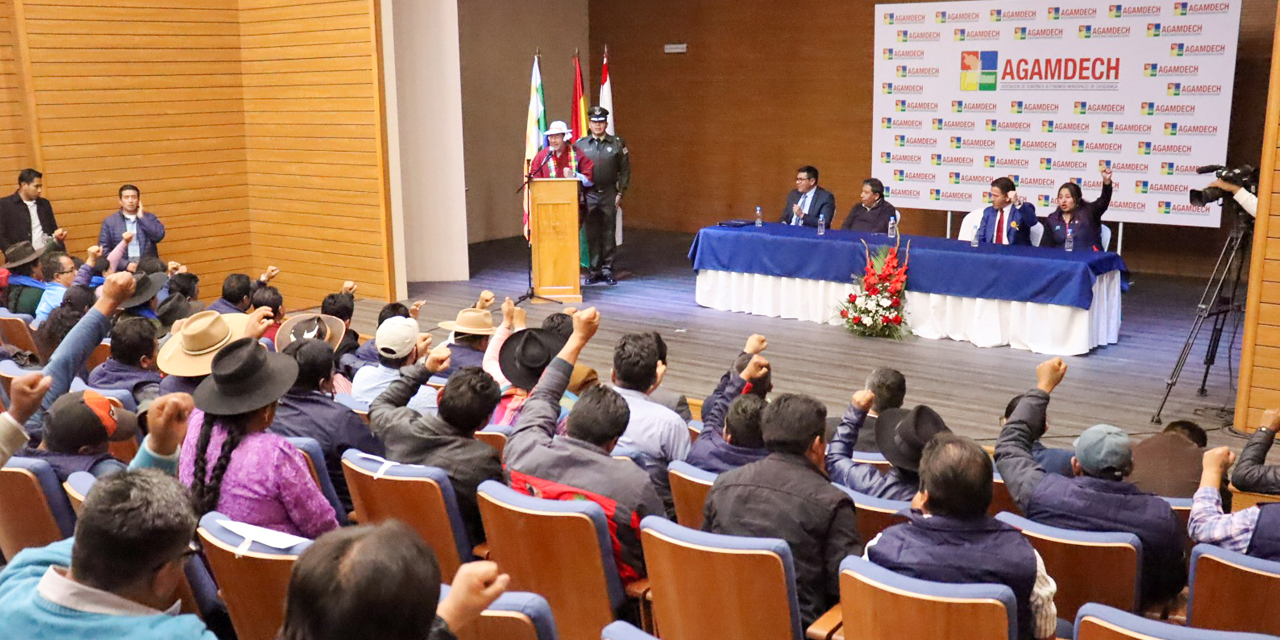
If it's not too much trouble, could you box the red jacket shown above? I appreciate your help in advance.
[530,145,594,182]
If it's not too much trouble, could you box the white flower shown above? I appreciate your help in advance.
[862,316,874,326]
[878,297,890,308]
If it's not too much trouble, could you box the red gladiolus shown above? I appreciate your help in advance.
[852,316,861,324]
[840,309,849,319]
[891,297,900,307]
[890,315,902,325]
[848,293,856,303]
[867,286,879,296]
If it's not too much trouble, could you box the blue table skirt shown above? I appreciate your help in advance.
[688,224,1128,310]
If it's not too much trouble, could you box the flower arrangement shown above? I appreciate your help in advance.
[839,238,911,340]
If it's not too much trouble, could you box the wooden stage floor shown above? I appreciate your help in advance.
[349,229,1253,451]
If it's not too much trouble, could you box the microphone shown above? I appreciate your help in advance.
[1195,165,1225,174]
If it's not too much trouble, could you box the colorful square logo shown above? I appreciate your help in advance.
[982,191,993,203]
[1012,101,1024,114]
[896,99,908,112]
[1138,141,1153,154]
[931,153,943,165]
[932,118,944,129]
[1135,180,1150,193]
[991,9,1003,21]
[1109,4,1123,18]
[1009,138,1022,151]
[960,51,999,91]
[1049,7,1061,19]
[1161,161,1175,175]
[1144,63,1158,76]
[883,83,894,94]
[936,11,947,22]
[894,135,907,147]
[952,100,965,112]
[1101,121,1115,134]
[1040,157,1053,170]
[881,152,893,163]
[1158,201,1172,214]
[1074,102,1088,114]
[930,188,942,200]
[1070,177,1084,186]
[1014,26,1028,39]
[1140,102,1155,115]
[986,119,998,131]
[1039,194,1053,207]
[884,12,896,24]
[948,172,961,184]
[1167,82,1181,96]
[897,30,909,42]
[883,48,895,60]
[1165,122,1178,135]
[983,155,997,167]
[1099,159,1113,170]
[1072,139,1085,153]
[882,117,893,129]
[894,169,906,181]
[955,28,967,41]
[1042,120,1055,133]
[1174,2,1189,16]
[1171,42,1185,56]
[896,65,908,78]
[950,136,963,149]
[1147,23,1162,37]
[1079,25,1093,38]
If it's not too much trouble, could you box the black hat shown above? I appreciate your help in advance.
[193,337,299,415]
[588,106,610,122]
[3,241,45,269]
[122,272,167,309]
[874,405,951,473]
[498,328,567,390]
[156,294,203,330]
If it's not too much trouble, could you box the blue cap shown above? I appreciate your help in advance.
[1072,424,1132,476]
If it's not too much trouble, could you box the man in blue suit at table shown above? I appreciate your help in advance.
[975,177,1037,246]
[779,165,835,228]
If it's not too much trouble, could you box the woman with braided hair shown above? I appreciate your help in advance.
[179,337,339,538]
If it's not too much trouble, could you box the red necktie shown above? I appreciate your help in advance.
[995,208,1005,244]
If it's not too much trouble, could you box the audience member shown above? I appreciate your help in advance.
[206,267,277,315]
[60,284,94,315]
[5,241,48,315]
[703,392,862,626]
[14,389,134,480]
[0,468,213,639]
[118,272,167,328]
[825,367,907,449]
[338,300,419,379]
[88,317,161,407]
[828,398,949,501]
[611,332,691,515]
[646,332,692,421]
[251,285,284,343]
[436,307,496,379]
[35,306,85,366]
[98,184,165,261]
[125,393,196,476]
[370,356,503,545]
[157,272,201,329]
[486,299,570,426]
[1188,441,1280,561]
[865,433,1057,640]
[1128,420,1210,499]
[321,284,358,360]
[280,521,509,640]
[180,337,339,538]
[995,358,1186,610]
[686,334,771,473]
[272,338,383,512]
[1230,410,1280,494]
[156,308,270,395]
[0,373,52,466]
[541,310,599,395]
[350,316,441,414]
[34,250,76,322]
[1002,393,1074,478]
[504,308,663,585]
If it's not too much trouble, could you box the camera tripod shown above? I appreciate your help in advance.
[1151,201,1252,425]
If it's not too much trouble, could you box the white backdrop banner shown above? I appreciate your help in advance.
[872,0,1241,228]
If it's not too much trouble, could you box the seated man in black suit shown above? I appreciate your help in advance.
[842,178,898,233]
[779,165,835,228]
[0,168,65,252]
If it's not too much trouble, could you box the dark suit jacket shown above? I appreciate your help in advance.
[976,202,1038,246]
[0,191,58,251]
[779,187,835,227]
[99,211,166,259]
[842,198,897,233]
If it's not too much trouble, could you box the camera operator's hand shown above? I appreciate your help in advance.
[1209,178,1241,194]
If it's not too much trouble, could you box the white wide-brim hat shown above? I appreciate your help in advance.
[545,120,572,138]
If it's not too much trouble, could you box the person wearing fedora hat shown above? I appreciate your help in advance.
[687,339,772,474]
[703,392,862,626]
[180,337,340,539]
[369,355,503,545]
[4,240,51,316]
[156,307,274,396]
[118,272,168,330]
[272,338,383,512]
[828,394,951,502]
[865,433,1059,640]
[436,307,497,380]
[995,357,1186,610]
[349,316,447,414]
[529,120,594,184]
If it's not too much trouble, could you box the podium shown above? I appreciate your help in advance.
[529,178,583,303]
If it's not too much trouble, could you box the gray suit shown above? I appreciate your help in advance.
[575,134,631,277]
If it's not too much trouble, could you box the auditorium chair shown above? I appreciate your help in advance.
[1075,603,1275,640]
[63,470,95,516]
[283,436,347,526]
[0,306,34,325]
[341,450,485,582]
[602,621,658,640]
[847,451,893,475]
[70,377,137,411]
[1100,225,1113,252]
[996,512,1141,621]
[0,457,77,560]
[445,586,558,640]
[1227,484,1278,512]
[1186,544,1280,636]
[809,555,1017,640]
[0,358,29,396]
[85,341,112,372]
[333,393,370,424]
[477,480,650,640]
[476,424,512,458]
[831,483,909,544]
[686,421,701,444]
[197,512,312,640]
[640,515,803,640]
[0,315,41,359]
[1161,496,1195,556]
[990,473,1022,517]
[667,460,715,529]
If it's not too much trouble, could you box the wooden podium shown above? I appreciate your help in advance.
[529,178,583,303]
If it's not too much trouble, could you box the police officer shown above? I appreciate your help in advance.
[574,106,630,285]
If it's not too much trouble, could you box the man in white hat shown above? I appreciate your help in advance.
[529,120,594,185]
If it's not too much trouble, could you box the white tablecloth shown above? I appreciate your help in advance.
[694,270,1122,356]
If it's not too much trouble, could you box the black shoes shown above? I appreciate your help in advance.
[585,273,618,286]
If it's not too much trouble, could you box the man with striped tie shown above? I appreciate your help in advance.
[779,165,835,228]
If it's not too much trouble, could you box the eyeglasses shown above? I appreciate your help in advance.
[795,177,815,183]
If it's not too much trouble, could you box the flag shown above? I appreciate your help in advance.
[522,55,546,239]
[600,46,623,247]
[572,51,590,268]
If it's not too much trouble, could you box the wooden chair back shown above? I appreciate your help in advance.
[839,556,1013,640]
[852,500,909,545]
[641,519,800,640]
[475,429,508,457]
[0,465,65,559]
[1229,484,1279,512]
[197,523,301,640]
[668,461,714,529]
[86,341,112,372]
[456,613,542,640]
[1187,544,1280,636]
[341,455,469,582]
[988,476,1021,517]
[0,317,40,358]
[477,481,619,640]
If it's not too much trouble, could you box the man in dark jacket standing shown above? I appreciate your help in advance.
[369,355,503,546]
[98,184,166,262]
[574,106,630,285]
[842,178,897,233]
[0,168,64,252]
[702,392,862,626]
[995,358,1186,610]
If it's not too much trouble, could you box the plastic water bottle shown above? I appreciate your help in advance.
[970,233,979,248]
[754,206,763,227]
[1065,226,1075,252]
[817,216,826,236]
[887,217,898,240]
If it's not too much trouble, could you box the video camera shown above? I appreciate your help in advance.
[1190,164,1258,207]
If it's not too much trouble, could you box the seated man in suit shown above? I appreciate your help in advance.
[866,433,1058,640]
[842,178,897,233]
[975,176,1037,246]
[779,165,835,228]
[0,168,65,252]
[995,358,1186,611]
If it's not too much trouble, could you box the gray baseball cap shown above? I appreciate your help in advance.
[1073,424,1132,477]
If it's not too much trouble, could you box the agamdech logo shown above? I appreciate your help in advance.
[933,118,975,130]
[1002,57,1121,81]
[955,28,1001,41]
[1138,141,1194,154]
[895,99,936,111]
[1013,101,1059,114]
[983,155,1031,168]
[1170,42,1226,56]
[929,189,974,202]
[936,10,979,23]
[1099,159,1150,173]
[883,83,925,95]
[884,186,922,199]
[880,152,923,165]
[881,117,923,129]
[1163,122,1219,136]
[1040,157,1089,170]
[893,169,936,183]
[1140,101,1196,115]
[1072,139,1124,153]
[897,65,940,78]
[931,153,974,166]
[1009,137,1058,151]
[1074,101,1125,114]
[1108,4,1162,17]
[884,12,926,24]
[1174,2,1231,15]
[949,136,996,149]
[1014,27,1065,40]
[1079,24,1132,38]
[960,51,999,91]
[1143,62,1200,76]
[952,100,997,113]
[894,135,937,147]
[1043,120,1090,132]
[883,48,926,60]
[1160,161,1202,175]
[897,29,941,42]
[1100,121,1152,134]
[1167,82,1221,95]
[991,8,1037,20]
[1048,6,1098,19]
[948,172,996,185]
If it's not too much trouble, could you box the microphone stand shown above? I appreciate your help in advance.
[514,148,564,307]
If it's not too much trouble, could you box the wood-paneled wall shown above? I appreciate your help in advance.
[0,0,393,309]
[240,0,395,307]
[1236,8,1280,433]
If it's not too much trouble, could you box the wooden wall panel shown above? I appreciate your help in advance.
[239,0,394,308]
[0,3,31,181]
[1236,6,1280,433]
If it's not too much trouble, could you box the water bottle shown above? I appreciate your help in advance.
[970,233,979,248]
[1065,226,1075,252]
[754,206,763,227]
[887,216,898,240]
[817,216,826,236]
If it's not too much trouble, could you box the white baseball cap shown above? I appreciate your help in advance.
[375,316,420,359]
